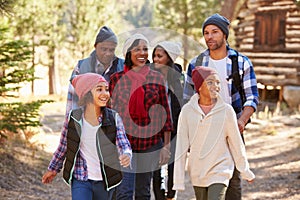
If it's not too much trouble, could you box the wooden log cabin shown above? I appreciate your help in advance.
[233,0,300,101]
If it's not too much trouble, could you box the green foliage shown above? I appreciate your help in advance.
[0,27,51,139]
[156,0,218,44]
[123,0,154,27]
[12,0,68,46]
[0,0,15,15]
[153,0,220,69]
[0,100,53,136]
[0,27,34,97]
[154,0,220,39]
[10,0,114,93]
[65,0,111,57]
[11,0,73,94]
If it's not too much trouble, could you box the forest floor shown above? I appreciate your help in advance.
[0,99,300,200]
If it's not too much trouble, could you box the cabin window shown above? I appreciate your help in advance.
[254,11,286,51]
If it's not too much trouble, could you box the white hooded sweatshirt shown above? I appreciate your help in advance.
[173,93,255,190]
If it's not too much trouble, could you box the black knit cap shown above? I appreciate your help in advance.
[202,13,230,39]
[94,26,118,46]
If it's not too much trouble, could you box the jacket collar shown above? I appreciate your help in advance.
[189,93,226,116]
[101,107,113,127]
[71,107,113,127]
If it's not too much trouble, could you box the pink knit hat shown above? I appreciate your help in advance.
[192,66,217,92]
[71,73,108,99]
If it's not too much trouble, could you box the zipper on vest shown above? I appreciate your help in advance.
[96,132,110,191]
[67,144,81,184]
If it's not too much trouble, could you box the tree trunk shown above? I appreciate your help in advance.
[183,1,189,71]
[48,46,56,95]
[220,0,238,21]
[31,36,35,94]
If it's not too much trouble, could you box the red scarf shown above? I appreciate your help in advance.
[124,65,150,118]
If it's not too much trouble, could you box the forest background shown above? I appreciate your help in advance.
[1,0,240,96]
[1,1,300,200]
[0,0,242,136]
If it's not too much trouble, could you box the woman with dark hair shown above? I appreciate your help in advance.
[151,41,183,200]
[109,34,173,200]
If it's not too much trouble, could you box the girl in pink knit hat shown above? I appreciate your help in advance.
[42,73,132,200]
[173,66,255,200]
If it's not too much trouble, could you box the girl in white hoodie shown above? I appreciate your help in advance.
[173,66,254,200]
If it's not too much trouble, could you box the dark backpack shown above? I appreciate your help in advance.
[195,50,246,107]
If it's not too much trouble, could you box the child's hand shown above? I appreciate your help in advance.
[247,178,254,184]
[42,170,57,184]
[119,154,131,167]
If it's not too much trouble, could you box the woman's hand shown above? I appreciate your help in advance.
[42,170,57,184]
[159,146,171,166]
[119,154,131,168]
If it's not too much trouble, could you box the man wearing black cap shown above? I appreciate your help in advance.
[66,25,124,109]
[183,13,259,200]
[55,26,123,200]
[73,26,124,82]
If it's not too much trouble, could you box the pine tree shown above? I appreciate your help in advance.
[0,27,52,139]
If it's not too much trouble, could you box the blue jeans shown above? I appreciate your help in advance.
[116,171,135,199]
[116,142,162,200]
[71,178,114,200]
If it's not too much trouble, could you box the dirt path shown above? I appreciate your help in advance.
[176,116,300,200]
[1,101,300,200]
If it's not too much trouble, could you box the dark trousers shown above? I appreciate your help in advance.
[225,167,242,200]
[225,127,245,200]
[152,137,176,199]
[194,183,227,200]
[153,168,165,200]
[153,162,176,200]
[115,142,162,200]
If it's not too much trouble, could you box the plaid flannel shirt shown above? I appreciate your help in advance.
[47,110,131,181]
[109,66,173,151]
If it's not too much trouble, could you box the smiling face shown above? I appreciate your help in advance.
[130,40,148,68]
[152,47,171,70]
[203,24,227,51]
[91,81,110,107]
[199,74,221,100]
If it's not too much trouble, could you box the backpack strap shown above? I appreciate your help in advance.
[116,58,124,72]
[188,53,205,91]
[195,51,246,107]
[112,58,119,70]
[195,53,204,67]
[229,50,246,105]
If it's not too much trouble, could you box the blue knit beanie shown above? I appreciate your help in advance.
[202,14,230,39]
[94,26,118,45]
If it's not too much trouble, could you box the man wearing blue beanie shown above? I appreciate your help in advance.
[183,13,259,200]
[202,13,230,40]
